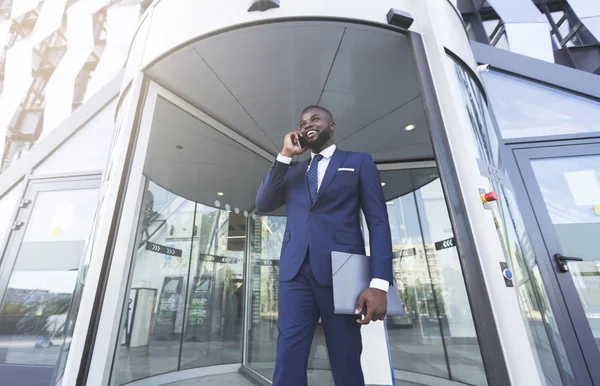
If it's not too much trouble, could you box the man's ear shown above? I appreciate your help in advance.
[330,121,336,132]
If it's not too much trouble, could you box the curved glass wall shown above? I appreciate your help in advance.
[482,70,600,139]
[110,180,245,385]
[108,93,489,385]
[109,95,273,384]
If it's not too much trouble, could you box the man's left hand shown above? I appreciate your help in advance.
[355,288,387,325]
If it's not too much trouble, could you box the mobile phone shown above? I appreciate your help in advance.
[297,136,307,148]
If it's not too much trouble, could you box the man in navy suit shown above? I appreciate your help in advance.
[255,106,394,386]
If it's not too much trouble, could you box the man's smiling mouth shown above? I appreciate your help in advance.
[306,130,317,138]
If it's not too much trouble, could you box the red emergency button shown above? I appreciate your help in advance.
[481,191,498,204]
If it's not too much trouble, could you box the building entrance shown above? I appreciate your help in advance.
[105,84,487,385]
[82,15,517,386]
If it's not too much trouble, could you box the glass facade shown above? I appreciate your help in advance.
[451,58,575,384]
[483,70,600,139]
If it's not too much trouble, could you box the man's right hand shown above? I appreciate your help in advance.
[281,131,308,158]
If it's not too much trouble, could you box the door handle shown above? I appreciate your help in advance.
[554,253,583,273]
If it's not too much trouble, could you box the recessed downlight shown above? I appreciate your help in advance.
[217,192,224,196]
[404,124,416,131]
[381,182,386,187]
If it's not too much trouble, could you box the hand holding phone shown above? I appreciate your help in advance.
[281,130,308,158]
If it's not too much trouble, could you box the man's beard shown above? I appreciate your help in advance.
[307,127,332,152]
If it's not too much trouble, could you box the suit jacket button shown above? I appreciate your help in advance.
[309,211,315,215]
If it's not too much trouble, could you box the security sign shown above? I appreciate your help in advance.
[146,241,182,257]
[435,237,456,251]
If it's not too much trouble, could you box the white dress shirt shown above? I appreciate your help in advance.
[277,145,389,293]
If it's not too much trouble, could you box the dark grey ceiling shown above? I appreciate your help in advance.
[143,20,434,211]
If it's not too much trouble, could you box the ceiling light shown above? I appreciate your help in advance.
[217,192,224,196]
[404,124,416,131]
[381,182,386,187]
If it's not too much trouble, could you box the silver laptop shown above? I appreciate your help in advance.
[331,251,405,317]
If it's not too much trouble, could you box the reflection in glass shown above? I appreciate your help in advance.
[453,62,499,165]
[111,182,244,385]
[452,58,575,384]
[245,213,285,380]
[180,204,245,369]
[483,70,600,139]
[531,154,600,352]
[0,187,98,385]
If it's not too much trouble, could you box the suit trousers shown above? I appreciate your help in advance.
[273,253,365,386]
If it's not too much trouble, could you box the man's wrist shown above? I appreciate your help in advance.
[277,153,293,164]
[369,278,389,293]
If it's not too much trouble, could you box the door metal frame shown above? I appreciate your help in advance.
[511,141,600,383]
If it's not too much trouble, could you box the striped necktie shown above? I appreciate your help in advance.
[307,154,323,204]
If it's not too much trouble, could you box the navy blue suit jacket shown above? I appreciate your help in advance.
[255,148,393,287]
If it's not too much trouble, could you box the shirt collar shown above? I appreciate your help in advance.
[312,144,336,160]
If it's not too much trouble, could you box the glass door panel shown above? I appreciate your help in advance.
[0,178,99,386]
[516,143,600,383]
[245,213,287,381]
[530,154,600,348]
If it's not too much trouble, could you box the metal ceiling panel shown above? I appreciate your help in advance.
[194,22,345,100]
[147,47,279,153]
[144,20,433,206]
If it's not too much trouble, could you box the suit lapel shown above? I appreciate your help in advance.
[313,149,348,207]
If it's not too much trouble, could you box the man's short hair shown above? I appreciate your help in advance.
[302,105,334,121]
